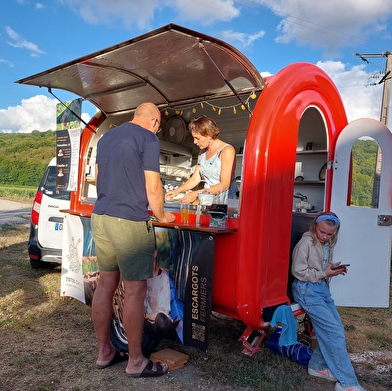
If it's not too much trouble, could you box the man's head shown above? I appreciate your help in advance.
[132,102,161,134]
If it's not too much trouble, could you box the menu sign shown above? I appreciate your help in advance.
[55,99,82,191]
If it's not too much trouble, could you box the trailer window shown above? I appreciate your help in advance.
[349,138,380,208]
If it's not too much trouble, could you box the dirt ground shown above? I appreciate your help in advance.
[0,213,391,391]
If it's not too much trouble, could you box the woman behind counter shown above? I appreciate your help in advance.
[165,115,237,203]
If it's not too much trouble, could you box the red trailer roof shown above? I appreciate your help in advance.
[16,24,265,116]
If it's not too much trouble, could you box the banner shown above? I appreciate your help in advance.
[148,228,215,352]
[61,214,85,303]
[56,99,82,191]
[61,217,216,353]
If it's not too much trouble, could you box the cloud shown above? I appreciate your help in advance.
[60,0,392,54]
[173,0,239,25]
[0,95,57,133]
[317,61,383,123]
[0,96,93,133]
[0,59,14,67]
[63,0,240,28]
[221,29,265,47]
[253,0,392,52]
[5,26,45,57]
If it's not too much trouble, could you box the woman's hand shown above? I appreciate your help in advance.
[180,191,198,203]
[165,189,179,200]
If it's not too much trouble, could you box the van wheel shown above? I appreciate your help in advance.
[30,257,46,268]
[109,316,160,355]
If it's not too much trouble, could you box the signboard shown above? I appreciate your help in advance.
[60,214,85,303]
[56,99,82,191]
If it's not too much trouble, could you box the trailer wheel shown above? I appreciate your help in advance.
[109,316,128,353]
[109,316,160,354]
[110,281,160,354]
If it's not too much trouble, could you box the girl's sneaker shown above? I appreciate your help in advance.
[335,383,367,391]
[308,367,337,381]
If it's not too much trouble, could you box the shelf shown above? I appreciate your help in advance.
[294,180,325,185]
[296,149,327,155]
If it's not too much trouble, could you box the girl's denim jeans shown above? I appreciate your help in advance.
[292,279,359,387]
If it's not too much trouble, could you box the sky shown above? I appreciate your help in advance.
[1,0,392,133]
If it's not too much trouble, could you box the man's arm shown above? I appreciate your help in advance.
[145,170,175,223]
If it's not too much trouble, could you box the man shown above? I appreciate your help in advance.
[91,102,176,377]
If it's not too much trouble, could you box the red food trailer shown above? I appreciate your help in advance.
[17,24,392,356]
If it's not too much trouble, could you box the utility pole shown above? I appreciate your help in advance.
[355,51,392,207]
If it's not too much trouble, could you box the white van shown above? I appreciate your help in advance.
[28,158,70,268]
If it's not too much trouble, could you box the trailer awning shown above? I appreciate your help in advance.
[16,24,265,116]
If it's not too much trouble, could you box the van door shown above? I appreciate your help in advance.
[330,118,392,307]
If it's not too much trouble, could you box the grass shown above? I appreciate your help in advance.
[0,224,391,391]
[0,185,36,201]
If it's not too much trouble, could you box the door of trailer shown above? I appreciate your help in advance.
[330,118,392,307]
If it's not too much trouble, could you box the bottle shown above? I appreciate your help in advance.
[196,204,201,226]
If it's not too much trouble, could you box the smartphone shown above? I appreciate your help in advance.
[331,264,350,270]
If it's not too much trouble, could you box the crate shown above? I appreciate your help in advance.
[150,348,189,371]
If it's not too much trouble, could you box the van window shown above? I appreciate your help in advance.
[41,165,70,201]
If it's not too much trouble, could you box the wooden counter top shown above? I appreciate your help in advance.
[60,209,237,234]
[152,220,237,234]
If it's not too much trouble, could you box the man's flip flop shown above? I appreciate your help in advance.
[126,359,168,378]
[95,351,128,369]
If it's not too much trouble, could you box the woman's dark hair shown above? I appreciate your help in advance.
[188,115,220,139]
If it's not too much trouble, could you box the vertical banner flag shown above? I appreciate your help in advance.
[61,214,85,303]
[56,99,82,191]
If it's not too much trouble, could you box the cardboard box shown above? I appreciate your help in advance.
[150,348,189,371]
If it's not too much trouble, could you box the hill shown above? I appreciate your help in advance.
[0,130,56,187]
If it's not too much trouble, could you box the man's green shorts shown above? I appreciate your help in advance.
[91,213,155,281]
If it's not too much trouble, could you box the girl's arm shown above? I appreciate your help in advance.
[292,241,326,282]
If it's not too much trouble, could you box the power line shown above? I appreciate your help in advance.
[195,0,387,52]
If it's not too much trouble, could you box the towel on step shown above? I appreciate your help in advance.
[270,305,297,346]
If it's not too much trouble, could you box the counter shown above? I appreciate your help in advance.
[60,207,237,354]
[153,220,237,234]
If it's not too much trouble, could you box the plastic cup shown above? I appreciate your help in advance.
[180,203,189,224]
[188,204,197,225]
